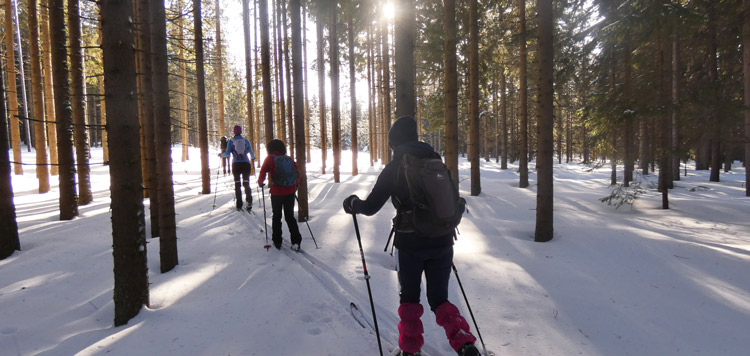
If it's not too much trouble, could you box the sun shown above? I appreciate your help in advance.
[383,2,395,20]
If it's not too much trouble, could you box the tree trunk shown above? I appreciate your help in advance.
[41,0,58,175]
[101,0,150,326]
[0,56,20,259]
[381,13,391,164]
[468,0,480,196]
[50,0,78,220]
[501,67,508,169]
[194,0,211,194]
[283,0,294,156]
[535,0,553,242]
[28,0,50,193]
[68,0,92,205]
[744,0,750,197]
[151,0,178,273]
[708,2,721,182]
[330,2,341,183]
[136,0,159,236]
[348,14,358,176]
[671,15,681,181]
[518,0,529,188]
[243,0,255,162]
[260,0,274,144]
[303,6,310,162]
[178,0,189,162]
[216,0,226,137]
[316,14,327,174]
[394,0,415,119]
[4,0,22,175]
[443,0,459,185]
[290,0,308,221]
[367,24,375,167]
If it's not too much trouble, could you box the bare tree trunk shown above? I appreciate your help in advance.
[0,57,20,259]
[101,0,149,326]
[151,0,178,273]
[4,0,22,174]
[518,0,529,188]
[136,0,159,235]
[194,0,211,194]
[283,0,294,156]
[260,0,274,144]
[178,0,189,161]
[394,0,415,118]
[50,0,78,220]
[330,2,341,183]
[443,0,459,185]
[243,0,255,160]
[28,0,50,193]
[744,0,750,197]
[535,0,553,242]
[216,0,226,137]
[708,3,721,183]
[468,0,480,196]
[316,15,327,173]
[348,14,358,176]
[501,67,508,169]
[303,6,310,162]
[290,0,308,221]
[671,15,681,181]
[367,23,375,167]
[68,0,92,204]
[381,13,391,164]
[41,0,58,175]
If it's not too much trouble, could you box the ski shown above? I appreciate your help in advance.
[349,302,375,331]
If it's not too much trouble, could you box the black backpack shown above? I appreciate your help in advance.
[272,154,299,187]
[397,153,466,237]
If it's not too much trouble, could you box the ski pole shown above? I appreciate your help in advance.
[382,226,395,253]
[295,194,319,249]
[351,213,383,356]
[451,262,487,356]
[211,164,221,210]
[261,185,271,250]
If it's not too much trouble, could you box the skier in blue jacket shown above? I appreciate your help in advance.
[221,125,255,211]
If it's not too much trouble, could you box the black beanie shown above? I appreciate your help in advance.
[388,116,418,148]
[267,139,286,155]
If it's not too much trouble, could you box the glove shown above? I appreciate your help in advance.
[343,195,360,214]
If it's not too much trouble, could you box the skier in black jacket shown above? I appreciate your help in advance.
[343,116,479,356]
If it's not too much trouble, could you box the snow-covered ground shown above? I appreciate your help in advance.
[2,145,749,356]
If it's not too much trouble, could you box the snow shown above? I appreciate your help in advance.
[2,146,749,356]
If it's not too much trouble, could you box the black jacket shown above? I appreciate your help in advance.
[352,141,454,250]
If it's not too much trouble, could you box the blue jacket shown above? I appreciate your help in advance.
[221,135,255,163]
[351,141,454,250]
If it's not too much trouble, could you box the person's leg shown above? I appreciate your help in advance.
[281,194,302,245]
[232,163,243,210]
[240,162,252,207]
[271,195,283,248]
[424,246,453,311]
[396,247,425,354]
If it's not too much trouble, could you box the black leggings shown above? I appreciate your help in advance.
[271,193,302,245]
[232,162,252,207]
[396,245,453,311]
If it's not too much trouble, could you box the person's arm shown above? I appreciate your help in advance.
[352,164,395,216]
[246,139,255,160]
[257,156,271,186]
[221,140,233,158]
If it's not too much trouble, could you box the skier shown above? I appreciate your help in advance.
[221,125,255,211]
[219,136,230,175]
[342,116,480,356]
[257,139,302,251]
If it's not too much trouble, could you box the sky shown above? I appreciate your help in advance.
[2,145,750,356]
